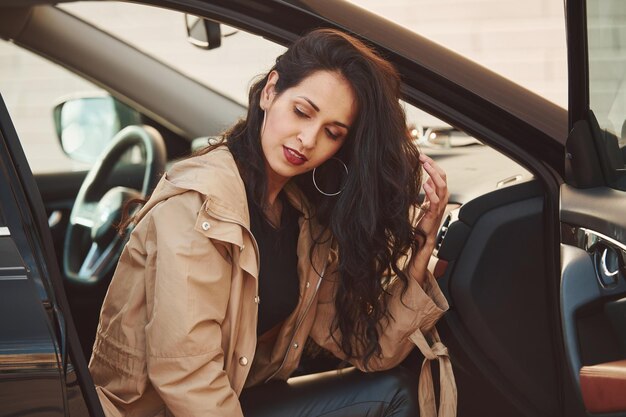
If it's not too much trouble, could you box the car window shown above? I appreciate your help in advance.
[59,2,287,107]
[0,42,102,173]
[64,1,529,196]
[587,0,626,190]
[588,0,626,138]
[2,0,528,187]
[346,0,568,109]
[61,2,467,136]
[63,1,568,110]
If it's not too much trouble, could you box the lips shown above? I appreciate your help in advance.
[283,146,308,166]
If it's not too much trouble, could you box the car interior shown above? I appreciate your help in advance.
[1,1,625,417]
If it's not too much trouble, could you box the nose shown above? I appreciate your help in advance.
[297,125,318,150]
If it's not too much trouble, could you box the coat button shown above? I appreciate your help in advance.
[201,221,210,230]
[239,356,248,366]
[305,281,310,289]
[293,342,299,349]
[240,244,245,252]
[254,296,260,304]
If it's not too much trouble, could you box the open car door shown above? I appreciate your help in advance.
[561,0,626,415]
[0,94,104,416]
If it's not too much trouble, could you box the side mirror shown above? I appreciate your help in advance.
[53,95,141,164]
[185,14,221,50]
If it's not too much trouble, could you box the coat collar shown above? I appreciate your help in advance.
[138,146,317,225]
[135,146,322,249]
[135,146,249,225]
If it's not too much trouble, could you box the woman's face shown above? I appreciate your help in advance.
[259,70,357,189]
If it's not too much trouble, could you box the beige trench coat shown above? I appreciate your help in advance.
[88,147,456,417]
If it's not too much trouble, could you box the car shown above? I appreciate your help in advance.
[0,0,624,416]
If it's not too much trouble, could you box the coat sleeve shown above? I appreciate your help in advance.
[309,250,456,417]
[144,192,243,417]
[310,251,449,370]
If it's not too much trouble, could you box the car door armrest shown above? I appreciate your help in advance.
[580,359,626,413]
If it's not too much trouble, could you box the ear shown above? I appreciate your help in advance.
[260,70,279,111]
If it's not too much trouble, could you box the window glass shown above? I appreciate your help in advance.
[60,2,286,106]
[587,0,626,188]
[402,102,530,195]
[59,2,456,133]
[2,0,529,181]
[347,0,568,108]
[63,1,568,109]
[588,0,626,142]
[0,42,101,173]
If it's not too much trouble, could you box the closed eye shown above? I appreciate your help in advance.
[325,128,340,140]
[294,106,309,118]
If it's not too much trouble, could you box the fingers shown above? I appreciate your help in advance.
[419,153,449,207]
[417,155,449,245]
[419,153,446,181]
[423,178,439,205]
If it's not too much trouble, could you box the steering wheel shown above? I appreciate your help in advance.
[63,125,166,284]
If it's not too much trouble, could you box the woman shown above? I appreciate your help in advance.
[89,28,456,417]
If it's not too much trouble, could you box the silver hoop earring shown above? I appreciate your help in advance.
[312,157,349,197]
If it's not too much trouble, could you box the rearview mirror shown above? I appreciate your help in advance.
[53,95,141,164]
[185,14,221,50]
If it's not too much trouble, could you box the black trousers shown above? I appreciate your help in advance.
[240,367,419,417]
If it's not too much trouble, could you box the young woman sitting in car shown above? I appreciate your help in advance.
[88,28,456,417]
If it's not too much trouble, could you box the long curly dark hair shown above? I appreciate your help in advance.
[204,28,425,368]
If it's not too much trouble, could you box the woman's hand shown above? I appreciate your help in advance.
[410,153,449,285]
[418,153,449,245]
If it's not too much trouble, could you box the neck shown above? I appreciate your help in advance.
[263,175,286,228]
[265,164,289,207]
[266,182,285,207]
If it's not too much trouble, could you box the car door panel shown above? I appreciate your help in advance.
[579,360,626,414]
[0,250,65,416]
[560,185,626,415]
[436,179,560,417]
[561,186,626,236]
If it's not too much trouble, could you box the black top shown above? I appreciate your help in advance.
[247,190,300,336]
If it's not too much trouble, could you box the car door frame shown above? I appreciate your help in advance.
[0,94,105,417]
[561,0,626,415]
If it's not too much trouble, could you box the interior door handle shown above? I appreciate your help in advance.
[593,245,622,288]
[601,247,620,277]
[563,225,625,289]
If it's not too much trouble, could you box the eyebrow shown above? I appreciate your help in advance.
[298,96,351,130]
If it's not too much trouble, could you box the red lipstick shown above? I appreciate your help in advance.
[283,146,308,166]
